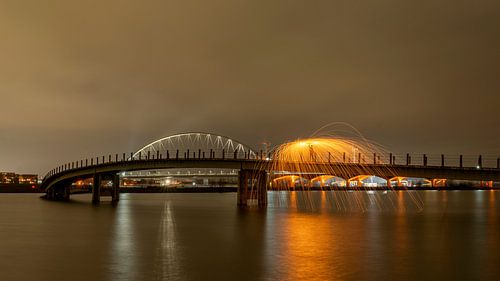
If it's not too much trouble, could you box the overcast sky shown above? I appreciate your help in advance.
[1,0,499,175]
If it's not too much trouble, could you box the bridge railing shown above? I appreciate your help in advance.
[386,153,499,169]
[43,150,270,180]
[43,150,500,181]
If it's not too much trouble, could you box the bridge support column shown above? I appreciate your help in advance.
[357,179,363,188]
[92,174,101,204]
[63,186,70,201]
[257,171,268,208]
[112,174,120,203]
[238,170,249,206]
[47,187,56,200]
[238,170,267,208]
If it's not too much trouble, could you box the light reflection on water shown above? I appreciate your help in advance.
[278,210,344,280]
[0,191,499,281]
[153,201,180,280]
[267,190,423,213]
[109,194,137,280]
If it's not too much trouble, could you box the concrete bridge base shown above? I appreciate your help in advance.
[237,169,267,208]
[92,174,101,204]
[112,174,120,203]
[92,173,120,204]
[43,184,71,201]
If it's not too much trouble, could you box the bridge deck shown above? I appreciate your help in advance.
[41,158,500,192]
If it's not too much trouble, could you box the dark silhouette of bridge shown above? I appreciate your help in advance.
[41,132,500,207]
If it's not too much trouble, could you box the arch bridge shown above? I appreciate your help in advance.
[41,132,500,207]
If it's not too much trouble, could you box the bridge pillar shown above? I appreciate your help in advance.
[258,171,268,208]
[47,186,56,200]
[63,185,70,201]
[238,169,267,208]
[238,170,249,206]
[356,179,363,188]
[92,174,101,204]
[112,174,120,203]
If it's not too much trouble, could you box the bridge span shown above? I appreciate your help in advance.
[41,157,500,206]
[40,132,500,207]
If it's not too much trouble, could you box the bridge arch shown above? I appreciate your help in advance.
[388,177,432,188]
[348,175,388,188]
[132,132,258,160]
[271,175,309,189]
[310,175,347,187]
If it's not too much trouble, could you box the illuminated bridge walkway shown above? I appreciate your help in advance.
[41,132,500,207]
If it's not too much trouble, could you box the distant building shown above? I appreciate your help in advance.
[0,172,18,184]
[0,172,38,185]
[18,174,38,185]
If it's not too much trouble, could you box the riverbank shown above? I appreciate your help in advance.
[0,184,42,193]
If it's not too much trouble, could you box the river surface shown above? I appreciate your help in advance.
[0,191,499,281]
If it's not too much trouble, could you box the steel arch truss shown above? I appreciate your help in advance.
[132,132,257,160]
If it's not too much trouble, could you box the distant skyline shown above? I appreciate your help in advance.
[1,0,499,175]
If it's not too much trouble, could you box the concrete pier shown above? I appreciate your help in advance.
[257,171,268,208]
[92,174,101,204]
[63,186,70,201]
[237,170,248,206]
[112,174,120,203]
[237,169,267,207]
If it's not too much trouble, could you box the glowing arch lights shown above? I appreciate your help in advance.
[272,175,310,189]
[266,136,391,179]
[310,175,347,188]
[264,133,423,211]
[132,132,257,160]
[271,137,383,164]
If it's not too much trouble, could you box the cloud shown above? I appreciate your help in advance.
[0,0,499,174]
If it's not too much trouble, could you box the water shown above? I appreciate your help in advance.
[0,191,499,281]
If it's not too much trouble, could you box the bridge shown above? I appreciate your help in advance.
[41,132,500,207]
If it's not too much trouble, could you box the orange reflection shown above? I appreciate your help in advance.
[282,214,341,280]
[289,191,297,209]
[488,190,496,221]
[486,190,499,273]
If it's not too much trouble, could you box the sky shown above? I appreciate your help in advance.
[0,0,499,175]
